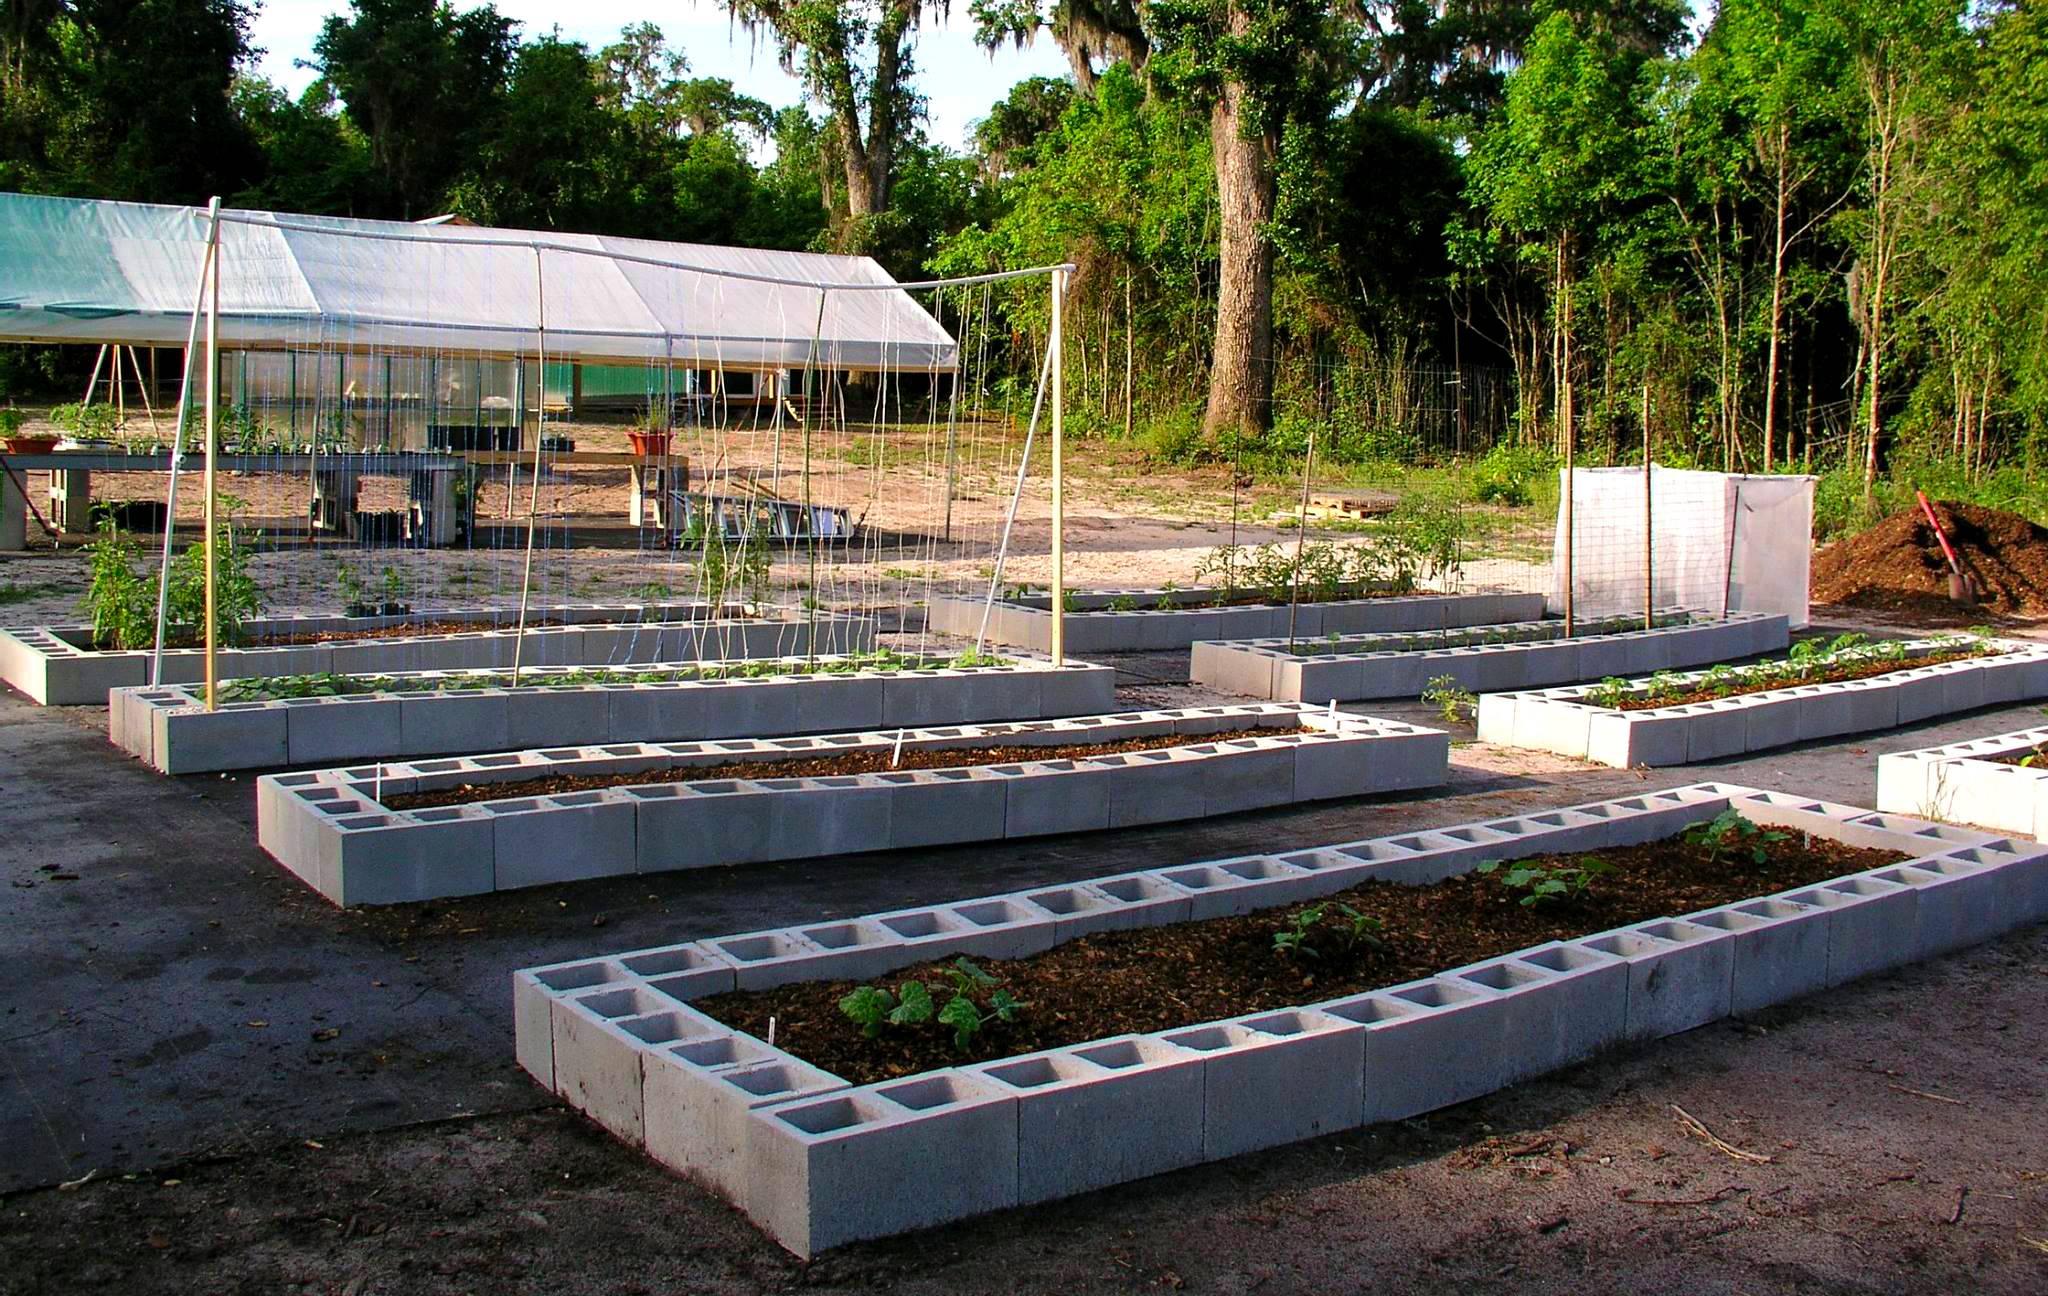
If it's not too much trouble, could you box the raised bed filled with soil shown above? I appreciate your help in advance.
[259,703,1449,905]
[926,586,1546,654]
[1877,724,2048,836]
[0,602,872,706]
[110,653,1117,774]
[1192,609,1786,702]
[515,783,2048,1257]
[1476,636,2048,768]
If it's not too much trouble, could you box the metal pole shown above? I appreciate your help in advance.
[202,202,222,711]
[1643,383,1653,631]
[511,249,548,687]
[151,199,220,686]
[81,345,107,409]
[1049,267,1067,666]
[1286,419,1316,651]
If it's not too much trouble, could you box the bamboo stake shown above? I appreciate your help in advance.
[202,207,222,711]
[1050,267,1068,666]
[510,248,549,688]
[152,200,220,687]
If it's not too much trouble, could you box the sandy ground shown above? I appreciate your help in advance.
[1,413,1550,628]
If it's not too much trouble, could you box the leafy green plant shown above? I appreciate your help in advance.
[1105,593,1139,612]
[1683,809,1790,867]
[1584,676,1632,709]
[836,957,1024,1052]
[0,409,24,439]
[85,520,155,650]
[1272,901,1384,961]
[1475,857,1615,907]
[83,502,266,650]
[1421,674,1478,724]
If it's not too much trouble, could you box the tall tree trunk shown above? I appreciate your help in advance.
[1201,60,1277,441]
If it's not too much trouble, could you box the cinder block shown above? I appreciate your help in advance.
[1158,1009,1363,1160]
[1773,875,1918,985]
[1038,663,1117,717]
[1741,696,1803,755]
[992,761,1112,838]
[153,702,287,774]
[506,686,612,748]
[1097,747,1210,828]
[1197,740,1297,815]
[756,778,892,859]
[1154,855,1322,919]
[614,943,741,998]
[1892,670,1948,725]
[1587,709,1683,768]
[941,895,1061,959]
[1023,874,1192,939]
[326,808,495,905]
[1582,919,1734,1040]
[1683,701,1751,763]
[1274,655,1364,706]
[791,674,885,735]
[286,696,399,766]
[1446,948,1623,1080]
[513,958,627,1088]
[745,1070,1019,1258]
[876,767,1008,849]
[971,1036,1206,1204]
[1876,856,2003,958]
[1474,693,1516,745]
[399,690,512,756]
[643,1046,847,1205]
[1292,732,1375,801]
[606,683,709,743]
[1354,651,1428,700]
[695,678,800,740]
[1319,977,1505,1119]
[551,985,725,1144]
[630,781,772,873]
[487,792,637,890]
[1683,898,1830,1015]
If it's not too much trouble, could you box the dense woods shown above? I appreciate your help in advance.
[4,0,2047,524]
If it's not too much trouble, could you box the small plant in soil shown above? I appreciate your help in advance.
[1105,594,1139,612]
[1271,902,1384,962]
[1683,810,1790,867]
[1475,857,1616,907]
[1421,674,1478,724]
[838,958,1024,1052]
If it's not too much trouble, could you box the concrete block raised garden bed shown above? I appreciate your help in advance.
[1475,635,2048,768]
[1876,725,2048,837]
[0,602,873,706]
[926,586,1546,655]
[1191,609,1787,702]
[258,703,1449,905]
[515,783,2048,1256]
[109,653,1118,774]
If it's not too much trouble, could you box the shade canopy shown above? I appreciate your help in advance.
[0,192,958,372]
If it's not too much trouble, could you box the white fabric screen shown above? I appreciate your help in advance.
[1550,466,1815,629]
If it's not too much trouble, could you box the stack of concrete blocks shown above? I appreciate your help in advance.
[0,602,873,705]
[111,655,1120,774]
[1476,638,2048,768]
[515,783,2048,1256]
[1876,725,2048,837]
[258,704,1451,905]
[1194,610,1787,703]
[926,588,1547,655]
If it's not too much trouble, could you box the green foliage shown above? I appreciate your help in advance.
[1420,674,1478,724]
[82,504,265,651]
[696,527,773,609]
[1475,856,1616,907]
[1271,901,1384,961]
[1468,442,1555,507]
[836,958,1024,1052]
[1683,809,1791,867]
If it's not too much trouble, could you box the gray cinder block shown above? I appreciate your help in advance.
[1158,1009,1363,1160]
[1581,919,1734,1040]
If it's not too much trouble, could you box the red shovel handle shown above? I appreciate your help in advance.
[1915,490,1965,577]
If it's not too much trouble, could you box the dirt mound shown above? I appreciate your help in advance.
[1812,500,2048,618]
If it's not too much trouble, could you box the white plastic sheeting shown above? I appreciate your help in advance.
[1550,466,1815,629]
[0,192,957,370]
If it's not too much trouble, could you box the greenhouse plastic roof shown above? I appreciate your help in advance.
[0,192,958,371]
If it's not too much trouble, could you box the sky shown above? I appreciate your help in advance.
[248,0,1072,153]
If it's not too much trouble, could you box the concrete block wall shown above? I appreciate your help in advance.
[4,603,873,707]
[1193,611,1788,703]
[517,783,2048,1257]
[928,590,1548,655]
[1476,638,2048,768]
[258,705,1451,905]
[111,656,1119,774]
[1876,726,2048,837]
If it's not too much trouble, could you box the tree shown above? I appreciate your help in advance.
[311,0,519,218]
[719,0,930,240]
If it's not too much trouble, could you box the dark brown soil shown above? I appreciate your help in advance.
[697,831,1905,1086]
[383,725,1308,811]
[1608,646,1993,710]
[1813,501,2048,619]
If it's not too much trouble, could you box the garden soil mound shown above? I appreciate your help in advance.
[1812,501,2048,618]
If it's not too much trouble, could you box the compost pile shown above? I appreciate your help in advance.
[1812,501,2048,618]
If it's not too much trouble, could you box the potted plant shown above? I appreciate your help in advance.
[1,408,58,455]
[626,401,672,457]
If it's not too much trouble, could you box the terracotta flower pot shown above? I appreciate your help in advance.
[626,429,673,457]
[3,435,59,456]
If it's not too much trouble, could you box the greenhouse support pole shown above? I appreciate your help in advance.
[1286,419,1317,651]
[974,333,1056,655]
[1643,384,1653,631]
[1050,267,1067,666]
[511,248,548,688]
[1561,418,1575,639]
[151,197,221,687]
[202,199,223,711]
